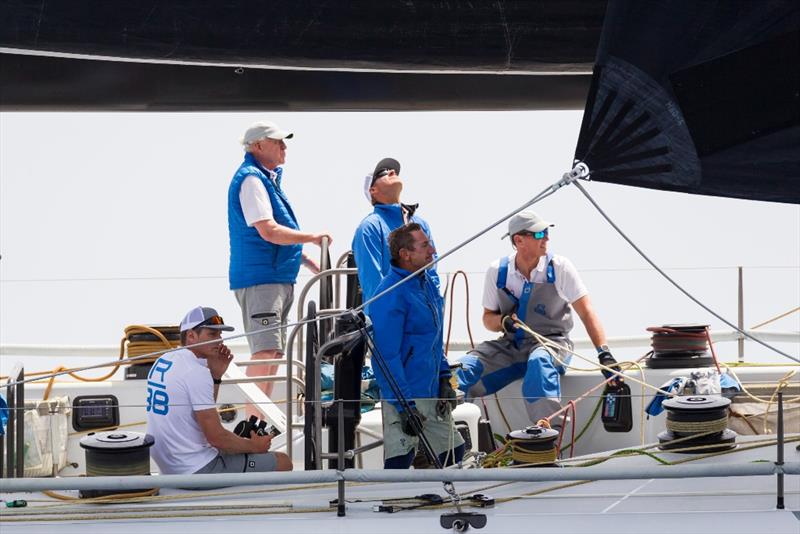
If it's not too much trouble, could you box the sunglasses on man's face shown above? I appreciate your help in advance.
[519,229,549,240]
[198,315,225,327]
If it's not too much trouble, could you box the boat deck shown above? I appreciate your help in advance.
[2,435,798,534]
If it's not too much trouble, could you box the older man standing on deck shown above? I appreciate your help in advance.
[228,121,332,402]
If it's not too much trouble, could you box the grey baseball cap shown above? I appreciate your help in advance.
[502,211,555,239]
[241,121,294,146]
[180,306,234,332]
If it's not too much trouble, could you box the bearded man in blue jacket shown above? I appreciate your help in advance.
[367,223,464,469]
[352,157,439,310]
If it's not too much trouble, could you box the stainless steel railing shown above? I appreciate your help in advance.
[2,363,25,478]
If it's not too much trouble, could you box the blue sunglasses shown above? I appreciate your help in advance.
[519,229,549,240]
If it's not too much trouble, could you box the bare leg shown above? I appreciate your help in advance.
[246,349,282,418]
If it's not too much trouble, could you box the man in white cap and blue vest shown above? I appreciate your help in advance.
[352,157,439,310]
[456,211,621,429]
[228,121,331,400]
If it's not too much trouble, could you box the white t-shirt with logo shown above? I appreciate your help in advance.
[146,348,219,474]
[482,252,588,311]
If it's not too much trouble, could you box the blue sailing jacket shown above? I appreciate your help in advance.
[228,153,303,289]
[367,264,450,411]
[351,203,439,309]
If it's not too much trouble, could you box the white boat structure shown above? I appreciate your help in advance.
[1,0,799,532]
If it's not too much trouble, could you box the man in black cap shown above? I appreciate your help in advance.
[352,157,439,309]
[146,306,293,475]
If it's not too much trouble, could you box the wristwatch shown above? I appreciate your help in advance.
[212,377,223,385]
[596,344,610,354]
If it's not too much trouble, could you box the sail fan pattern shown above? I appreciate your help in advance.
[575,0,800,204]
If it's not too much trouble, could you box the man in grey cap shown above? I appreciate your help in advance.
[455,211,620,429]
[228,121,331,401]
[147,306,292,475]
[352,157,439,310]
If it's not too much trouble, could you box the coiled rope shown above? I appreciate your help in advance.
[665,417,729,435]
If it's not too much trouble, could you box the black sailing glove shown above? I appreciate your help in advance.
[399,406,427,437]
[436,377,459,417]
[501,314,518,335]
[598,350,622,383]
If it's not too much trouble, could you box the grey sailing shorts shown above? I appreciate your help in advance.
[234,283,294,353]
[194,452,277,474]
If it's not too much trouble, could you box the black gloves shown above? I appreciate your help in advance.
[436,377,459,417]
[598,350,622,382]
[501,314,518,334]
[399,406,426,436]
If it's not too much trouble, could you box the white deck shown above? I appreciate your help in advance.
[2,436,798,534]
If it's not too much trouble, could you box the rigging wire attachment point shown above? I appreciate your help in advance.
[553,161,590,194]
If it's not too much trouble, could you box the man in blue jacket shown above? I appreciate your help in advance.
[228,121,331,401]
[367,223,463,469]
[352,157,439,310]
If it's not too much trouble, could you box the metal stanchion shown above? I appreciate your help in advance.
[337,400,346,517]
[776,391,784,510]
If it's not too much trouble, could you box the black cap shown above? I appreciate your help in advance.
[372,157,401,181]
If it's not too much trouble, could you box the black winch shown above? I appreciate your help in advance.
[657,396,737,453]
[79,431,156,498]
[645,324,715,369]
[506,425,560,466]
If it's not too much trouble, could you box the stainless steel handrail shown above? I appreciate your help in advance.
[313,329,365,469]
[283,258,354,461]
[3,363,24,478]
[295,268,357,362]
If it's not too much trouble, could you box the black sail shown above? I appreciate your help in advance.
[574,0,800,204]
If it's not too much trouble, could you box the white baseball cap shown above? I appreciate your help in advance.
[241,121,294,146]
[180,306,234,332]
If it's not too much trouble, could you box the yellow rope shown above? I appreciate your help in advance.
[509,441,558,465]
[750,306,800,330]
[513,321,674,398]
[721,364,800,404]
[763,369,796,434]
[665,416,728,434]
[42,488,159,502]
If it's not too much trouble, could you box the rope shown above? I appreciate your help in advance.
[763,370,796,434]
[573,178,800,364]
[509,441,558,465]
[444,270,475,353]
[751,306,800,330]
[42,488,159,502]
[665,416,728,434]
[7,324,179,398]
[513,321,673,398]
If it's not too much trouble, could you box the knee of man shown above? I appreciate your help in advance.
[456,355,484,388]
[527,350,554,368]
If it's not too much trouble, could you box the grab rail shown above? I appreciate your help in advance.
[2,363,24,478]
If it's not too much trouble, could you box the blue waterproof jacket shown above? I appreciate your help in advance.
[367,264,450,411]
[228,153,303,289]
[351,204,439,309]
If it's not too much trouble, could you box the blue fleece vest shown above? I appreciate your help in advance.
[228,153,302,289]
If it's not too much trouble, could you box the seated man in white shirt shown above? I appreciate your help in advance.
[455,211,620,429]
[146,306,292,475]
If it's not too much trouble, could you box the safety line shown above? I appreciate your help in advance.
[573,179,800,364]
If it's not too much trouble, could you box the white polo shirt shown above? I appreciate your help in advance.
[239,169,277,226]
[482,252,588,311]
